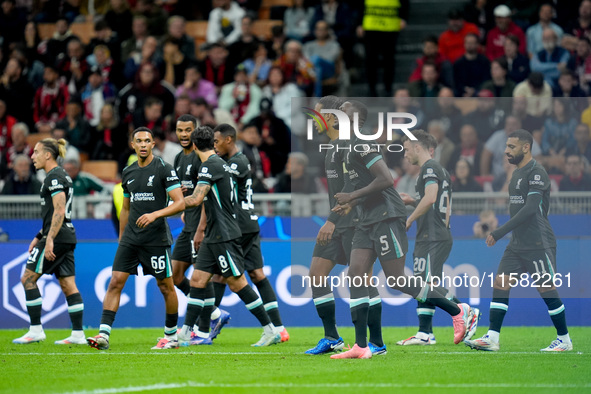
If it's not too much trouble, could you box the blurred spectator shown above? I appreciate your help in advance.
[175,65,218,107]
[553,69,587,101]
[206,0,246,46]
[91,103,126,160]
[428,119,455,170]
[511,95,544,134]
[565,0,591,42]
[1,154,41,195]
[249,98,290,176]
[131,96,167,133]
[540,100,577,173]
[409,36,454,89]
[243,42,273,87]
[0,57,35,127]
[21,21,43,65]
[227,15,260,67]
[360,0,408,97]
[526,3,563,57]
[56,38,90,94]
[473,210,498,238]
[391,87,425,130]
[438,8,480,63]
[3,123,31,176]
[492,155,514,192]
[162,38,192,87]
[135,0,168,37]
[0,99,15,154]
[284,0,314,41]
[274,40,315,95]
[190,97,220,128]
[152,128,181,165]
[164,16,196,62]
[571,37,591,95]
[501,34,530,84]
[120,15,148,64]
[513,72,552,117]
[485,5,526,61]
[118,62,175,126]
[463,0,495,37]
[480,58,516,98]
[45,17,77,67]
[0,0,27,53]
[566,123,591,165]
[454,33,490,97]
[33,65,69,134]
[237,122,270,189]
[275,152,317,194]
[168,95,191,127]
[77,0,110,21]
[199,43,235,91]
[559,154,591,191]
[81,66,117,127]
[219,64,262,128]
[123,36,163,83]
[104,0,133,42]
[396,158,419,199]
[55,96,92,153]
[303,20,342,97]
[310,0,356,67]
[63,159,105,196]
[262,66,302,130]
[51,127,80,163]
[452,158,482,192]
[92,45,123,89]
[87,19,121,72]
[428,87,461,143]
[409,63,442,100]
[481,115,524,177]
[450,124,483,175]
[270,24,287,59]
[10,46,44,91]
[530,28,570,89]
[463,89,506,141]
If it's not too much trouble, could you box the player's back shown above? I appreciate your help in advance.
[415,159,452,243]
[227,151,259,234]
[507,159,556,250]
[174,150,202,233]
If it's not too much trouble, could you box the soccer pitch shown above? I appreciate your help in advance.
[1,327,590,394]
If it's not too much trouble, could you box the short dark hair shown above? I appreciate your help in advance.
[493,57,509,71]
[423,35,439,45]
[177,114,197,128]
[318,95,344,110]
[528,72,544,89]
[144,96,163,108]
[152,127,166,141]
[213,123,237,141]
[465,32,479,42]
[506,34,520,47]
[94,18,109,31]
[448,7,463,20]
[560,68,575,78]
[132,126,153,139]
[402,129,432,150]
[192,126,214,151]
[508,129,533,147]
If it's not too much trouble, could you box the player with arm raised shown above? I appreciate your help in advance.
[178,126,281,347]
[331,101,475,359]
[466,129,572,352]
[13,138,85,345]
[87,127,185,350]
[397,130,479,345]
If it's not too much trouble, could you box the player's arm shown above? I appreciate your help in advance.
[119,196,130,242]
[45,192,66,261]
[406,182,438,230]
[193,205,207,251]
[486,192,543,246]
[399,192,418,207]
[185,182,211,207]
[136,187,185,228]
[334,157,392,205]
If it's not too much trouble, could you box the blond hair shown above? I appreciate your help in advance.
[39,138,67,160]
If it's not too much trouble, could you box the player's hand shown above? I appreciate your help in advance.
[399,192,415,206]
[193,230,205,252]
[316,221,335,246]
[332,203,352,216]
[405,218,413,232]
[334,192,353,205]
[45,238,56,261]
[181,185,188,194]
[136,213,157,228]
[486,234,496,247]
[29,237,39,253]
[180,212,185,224]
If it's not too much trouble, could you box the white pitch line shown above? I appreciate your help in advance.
[61,381,591,394]
[0,352,284,356]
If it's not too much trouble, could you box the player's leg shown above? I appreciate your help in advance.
[171,231,195,295]
[12,268,45,344]
[194,281,216,341]
[151,275,180,349]
[55,275,85,344]
[330,247,374,359]
[172,260,192,295]
[367,284,385,354]
[534,249,572,351]
[212,274,227,306]
[207,275,230,340]
[249,268,287,341]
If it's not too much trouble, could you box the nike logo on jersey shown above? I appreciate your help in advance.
[221,266,230,273]
[127,179,135,185]
[154,270,164,274]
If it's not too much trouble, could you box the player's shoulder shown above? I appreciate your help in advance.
[228,151,249,169]
[122,161,138,176]
[421,159,442,179]
[528,160,550,186]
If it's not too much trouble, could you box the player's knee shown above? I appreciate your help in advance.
[157,280,175,296]
[107,276,126,292]
[227,275,247,292]
[249,269,265,283]
[493,275,511,290]
[58,277,78,295]
[21,271,38,290]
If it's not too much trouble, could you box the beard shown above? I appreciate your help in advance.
[507,152,524,165]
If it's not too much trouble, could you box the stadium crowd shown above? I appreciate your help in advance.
[0,0,590,197]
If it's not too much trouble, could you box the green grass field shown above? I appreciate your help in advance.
[1,327,590,394]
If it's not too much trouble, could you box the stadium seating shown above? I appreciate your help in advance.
[81,160,118,182]
[37,22,95,44]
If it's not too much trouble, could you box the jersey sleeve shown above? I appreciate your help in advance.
[162,162,181,193]
[197,161,223,186]
[527,166,550,195]
[46,173,67,197]
[121,167,130,198]
[421,164,441,187]
[355,144,383,170]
